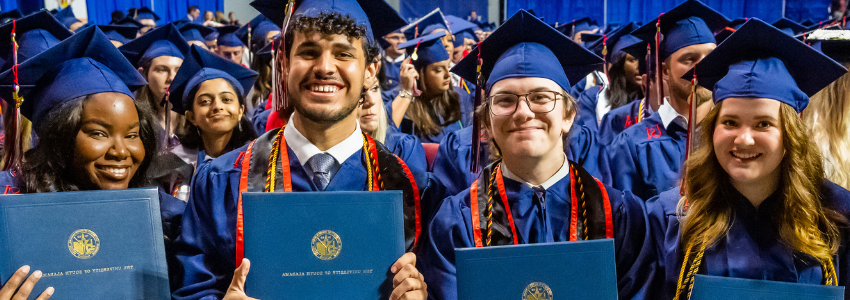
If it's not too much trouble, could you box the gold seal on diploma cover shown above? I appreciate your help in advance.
[311,230,341,260]
[522,282,553,300]
[68,229,100,259]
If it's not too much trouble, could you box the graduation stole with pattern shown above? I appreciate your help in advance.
[234,127,423,266]
[674,230,839,299]
[468,160,614,247]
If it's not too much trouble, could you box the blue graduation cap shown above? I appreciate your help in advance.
[453,31,475,47]
[251,0,405,46]
[0,11,73,72]
[134,7,160,21]
[204,28,219,43]
[454,10,602,92]
[168,45,259,114]
[176,22,214,43]
[54,7,82,29]
[554,17,599,37]
[715,18,746,43]
[685,18,847,113]
[452,9,602,171]
[0,9,22,24]
[98,25,138,45]
[632,0,730,60]
[256,35,280,63]
[581,33,603,44]
[586,22,639,60]
[398,30,449,70]
[118,24,189,68]
[619,35,652,75]
[0,26,147,127]
[114,16,143,28]
[772,18,807,36]
[216,25,244,47]
[399,8,449,40]
[446,15,478,38]
[235,15,280,51]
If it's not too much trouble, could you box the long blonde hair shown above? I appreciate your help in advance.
[679,101,845,264]
[803,62,850,190]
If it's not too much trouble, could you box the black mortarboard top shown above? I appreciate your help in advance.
[0,9,22,24]
[632,0,730,59]
[772,18,807,36]
[586,22,639,60]
[453,10,602,93]
[581,33,603,44]
[802,19,815,27]
[399,8,449,40]
[251,0,405,46]
[168,45,259,114]
[204,27,219,42]
[256,35,280,63]
[135,7,160,21]
[446,15,478,37]
[808,29,850,62]
[54,7,81,29]
[216,25,244,47]
[0,26,147,127]
[685,18,847,113]
[115,16,143,28]
[715,18,746,43]
[0,11,72,72]
[98,25,139,44]
[119,24,189,68]
[398,30,449,70]
[554,17,599,37]
[176,22,214,43]
[235,14,280,51]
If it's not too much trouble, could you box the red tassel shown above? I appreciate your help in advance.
[655,13,665,109]
[272,1,295,112]
[644,42,651,118]
[3,20,22,172]
[681,64,697,197]
[470,42,483,173]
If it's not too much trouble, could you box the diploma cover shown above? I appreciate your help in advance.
[242,191,404,299]
[690,274,844,300]
[455,239,618,300]
[0,188,169,299]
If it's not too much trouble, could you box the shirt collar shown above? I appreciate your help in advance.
[657,97,688,130]
[284,116,363,166]
[385,53,406,64]
[500,154,570,190]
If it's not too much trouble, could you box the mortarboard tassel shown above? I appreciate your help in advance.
[271,38,276,112]
[655,13,665,109]
[469,42,484,173]
[272,0,295,112]
[602,34,609,82]
[642,42,651,122]
[570,19,576,39]
[3,20,23,172]
[247,22,253,66]
[162,87,173,150]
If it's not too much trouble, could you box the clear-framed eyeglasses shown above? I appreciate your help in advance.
[487,91,565,116]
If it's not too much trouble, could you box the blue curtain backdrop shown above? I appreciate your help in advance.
[0,0,43,15]
[401,0,488,23]
[504,0,830,28]
[86,0,223,25]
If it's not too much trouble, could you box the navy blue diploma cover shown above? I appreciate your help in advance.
[0,188,169,300]
[242,191,404,299]
[455,239,618,300]
[690,274,845,300]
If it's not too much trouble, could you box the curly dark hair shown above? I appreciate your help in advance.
[283,11,380,65]
[20,95,158,193]
[176,81,257,153]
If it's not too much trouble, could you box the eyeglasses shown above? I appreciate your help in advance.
[487,91,565,116]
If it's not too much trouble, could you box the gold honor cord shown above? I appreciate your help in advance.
[485,165,499,246]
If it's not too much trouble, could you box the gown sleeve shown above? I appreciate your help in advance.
[417,190,476,300]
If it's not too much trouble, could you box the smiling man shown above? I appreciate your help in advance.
[172,1,445,300]
[600,0,730,201]
[418,10,655,300]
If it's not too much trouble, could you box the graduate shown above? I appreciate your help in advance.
[574,22,643,133]
[644,19,850,299]
[359,70,428,172]
[390,32,473,143]
[204,28,219,53]
[601,0,729,200]
[113,16,147,37]
[381,28,407,93]
[555,17,600,44]
[419,10,655,300]
[177,22,215,50]
[119,24,190,148]
[168,45,258,167]
[0,26,186,297]
[235,15,280,54]
[172,0,445,299]
[249,39,277,134]
[54,6,85,32]
[597,35,657,146]
[804,31,850,190]
[215,25,245,66]
[95,24,139,47]
[134,7,160,31]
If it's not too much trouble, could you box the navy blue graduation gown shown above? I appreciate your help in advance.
[251,104,271,134]
[575,85,603,133]
[384,130,428,172]
[395,86,474,143]
[418,168,657,300]
[598,99,648,146]
[430,124,602,197]
[172,141,446,300]
[569,76,591,99]
[646,182,850,299]
[599,113,687,200]
[383,58,403,92]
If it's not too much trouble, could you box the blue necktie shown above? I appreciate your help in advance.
[529,185,553,243]
[307,153,335,190]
